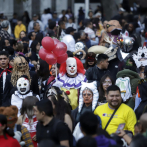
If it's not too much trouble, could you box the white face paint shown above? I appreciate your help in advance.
[66,58,77,75]
[17,77,30,95]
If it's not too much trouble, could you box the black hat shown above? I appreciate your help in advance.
[66,27,76,34]
[33,14,37,17]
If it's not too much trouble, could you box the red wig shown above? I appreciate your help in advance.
[60,57,85,75]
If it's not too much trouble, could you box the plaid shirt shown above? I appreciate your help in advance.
[21,126,34,147]
[0,29,10,39]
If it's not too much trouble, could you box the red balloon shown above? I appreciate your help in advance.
[39,48,48,60]
[45,53,57,65]
[42,37,55,52]
[53,38,60,46]
[53,42,67,57]
[57,53,68,64]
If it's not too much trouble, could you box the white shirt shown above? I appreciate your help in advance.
[41,13,52,28]
[62,34,75,52]
[84,27,96,39]
[66,23,77,29]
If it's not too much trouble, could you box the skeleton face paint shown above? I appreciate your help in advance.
[82,89,93,104]
[17,77,30,95]
[66,58,77,75]
[14,57,28,72]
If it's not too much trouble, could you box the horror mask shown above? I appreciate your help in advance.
[66,58,77,75]
[17,77,30,95]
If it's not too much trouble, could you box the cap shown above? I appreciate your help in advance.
[33,14,37,17]
[66,27,76,34]
[1,20,9,28]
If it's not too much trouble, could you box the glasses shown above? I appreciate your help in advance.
[102,81,112,86]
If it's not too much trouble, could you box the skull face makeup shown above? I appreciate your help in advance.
[66,58,77,75]
[17,77,30,95]
[14,57,28,72]
[82,88,93,104]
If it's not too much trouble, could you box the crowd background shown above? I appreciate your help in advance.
[0,0,147,147]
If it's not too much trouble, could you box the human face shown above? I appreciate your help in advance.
[34,106,44,121]
[51,64,59,77]
[66,58,77,75]
[101,59,109,69]
[128,24,133,32]
[35,23,40,31]
[81,32,86,40]
[102,77,112,91]
[0,55,9,69]
[17,20,22,25]
[89,22,93,29]
[33,16,38,21]
[20,31,26,39]
[0,123,6,135]
[61,22,66,29]
[88,62,94,66]
[106,90,122,109]
[5,40,10,46]
[83,89,93,104]
[134,126,141,135]
[36,42,40,52]
[31,32,36,40]
[9,59,14,68]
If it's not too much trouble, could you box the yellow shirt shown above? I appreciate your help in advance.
[14,24,26,39]
[94,103,137,135]
[61,87,78,110]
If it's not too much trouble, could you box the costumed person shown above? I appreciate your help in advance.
[11,76,40,116]
[17,96,39,147]
[0,105,34,147]
[53,57,87,109]
[0,51,13,106]
[46,86,73,132]
[71,81,99,127]
[3,56,39,106]
[0,114,21,147]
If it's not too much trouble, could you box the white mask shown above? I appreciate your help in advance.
[17,77,30,95]
[66,58,77,75]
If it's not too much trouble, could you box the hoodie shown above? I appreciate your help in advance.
[95,135,116,147]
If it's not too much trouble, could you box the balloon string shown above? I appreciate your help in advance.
[56,63,58,82]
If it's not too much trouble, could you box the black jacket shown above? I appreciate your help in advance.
[2,71,39,106]
[85,65,110,88]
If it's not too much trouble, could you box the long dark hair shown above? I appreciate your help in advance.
[37,59,50,81]
[49,95,72,122]
[30,40,39,52]
[99,74,114,102]
[21,96,39,119]
[0,114,14,139]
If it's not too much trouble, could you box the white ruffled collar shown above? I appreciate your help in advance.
[14,91,33,99]
[53,73,87,90]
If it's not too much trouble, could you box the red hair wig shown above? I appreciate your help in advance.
[60,57,85,75]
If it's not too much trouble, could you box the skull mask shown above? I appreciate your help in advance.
[14,56,28,72]
[66,58,77,75]
[17,77,30,95]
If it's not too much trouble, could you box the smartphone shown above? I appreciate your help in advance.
[116,123,125,134]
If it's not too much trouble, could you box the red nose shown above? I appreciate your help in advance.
[71,67,73,69]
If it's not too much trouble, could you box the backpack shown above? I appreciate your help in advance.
[116,77,132,102]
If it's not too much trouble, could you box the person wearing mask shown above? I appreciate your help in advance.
[34,99,72,147]
[86,54,110,88]
[28,14,44,33]
[94,85,137,135]
[0,20,10,39]
[0,51,12,106]
[14,18,26,40]
[62,27,76,52]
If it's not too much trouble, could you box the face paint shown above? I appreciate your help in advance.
[103,79,112,86]
[17,77,30,95]
[66,58,77,75]
[83,89,93,104]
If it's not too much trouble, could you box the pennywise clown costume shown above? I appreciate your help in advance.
[2,56,39,106]
[53,57,87,109]
[11,76,40,116]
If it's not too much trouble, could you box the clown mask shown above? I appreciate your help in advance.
[17,77,30,95]
[82,88,93,104]
[66,58,77,75]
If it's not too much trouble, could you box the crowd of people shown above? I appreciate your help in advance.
[0,1,147,147]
